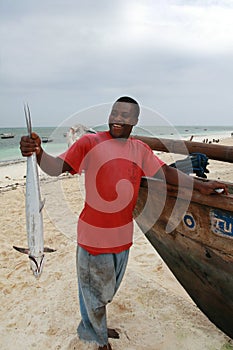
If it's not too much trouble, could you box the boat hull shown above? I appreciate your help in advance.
[133,178,233,339]
[1,133,15,139]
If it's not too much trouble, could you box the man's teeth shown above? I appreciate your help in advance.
[113,124,123,128]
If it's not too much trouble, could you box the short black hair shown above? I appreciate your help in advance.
[115,96,140,118]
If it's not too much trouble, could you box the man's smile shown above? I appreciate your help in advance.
[112,123,124,128]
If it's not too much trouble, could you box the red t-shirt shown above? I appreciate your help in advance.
[59,131,164,254]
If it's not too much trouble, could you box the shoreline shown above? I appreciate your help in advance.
[0,129,232,165]
[1,136,232,190]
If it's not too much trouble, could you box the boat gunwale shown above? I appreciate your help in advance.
[140,176,233,212]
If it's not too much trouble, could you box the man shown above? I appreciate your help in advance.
[20,97,228,350]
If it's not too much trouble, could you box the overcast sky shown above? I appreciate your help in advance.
[0,0,232,127]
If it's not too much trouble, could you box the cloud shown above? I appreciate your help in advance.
[0,0,232,126]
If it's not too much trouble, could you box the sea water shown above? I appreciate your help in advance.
[0,127,68,164]
[0,125,232,164]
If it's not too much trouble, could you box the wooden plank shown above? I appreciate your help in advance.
[133,136,233,163]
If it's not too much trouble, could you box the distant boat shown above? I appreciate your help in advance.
[1,133,15,139]
[41,137,53,143]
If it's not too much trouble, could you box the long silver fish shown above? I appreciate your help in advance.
[13,104,55,278]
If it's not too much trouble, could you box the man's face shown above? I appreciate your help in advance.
[108,102,138,139]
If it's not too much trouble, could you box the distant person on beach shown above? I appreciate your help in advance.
[20,96,228,350]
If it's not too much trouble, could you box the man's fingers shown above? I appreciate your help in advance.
[31,132,38,140]
[22,151,33,157]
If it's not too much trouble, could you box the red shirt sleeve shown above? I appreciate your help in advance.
[58,134,92,174]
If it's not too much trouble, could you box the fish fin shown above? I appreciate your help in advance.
[13,246,29,254]
[40,198,45,212]
[13,245,56,254]
[44,247,56,253]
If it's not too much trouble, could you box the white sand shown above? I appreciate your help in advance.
[0,137,233,350]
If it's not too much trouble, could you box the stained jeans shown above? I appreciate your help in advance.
[76,246,129,346]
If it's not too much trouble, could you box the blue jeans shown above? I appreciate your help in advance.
[76,246,129,346]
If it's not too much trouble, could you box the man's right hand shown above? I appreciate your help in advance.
[20,132,72,176]
[20,132,42,157]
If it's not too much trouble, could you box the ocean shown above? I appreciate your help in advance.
[0,125,232,164]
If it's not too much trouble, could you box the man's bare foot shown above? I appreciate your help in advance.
[98,343,112,350]
[107,328,119,339]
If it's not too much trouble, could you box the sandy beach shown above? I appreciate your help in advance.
[0,137,233,350]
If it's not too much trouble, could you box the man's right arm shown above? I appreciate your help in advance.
[20,132,72,176]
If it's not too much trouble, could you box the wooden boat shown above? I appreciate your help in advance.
[133,135,233,163]
[133,136,233,339]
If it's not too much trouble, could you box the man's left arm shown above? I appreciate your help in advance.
[155,164,228,195]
